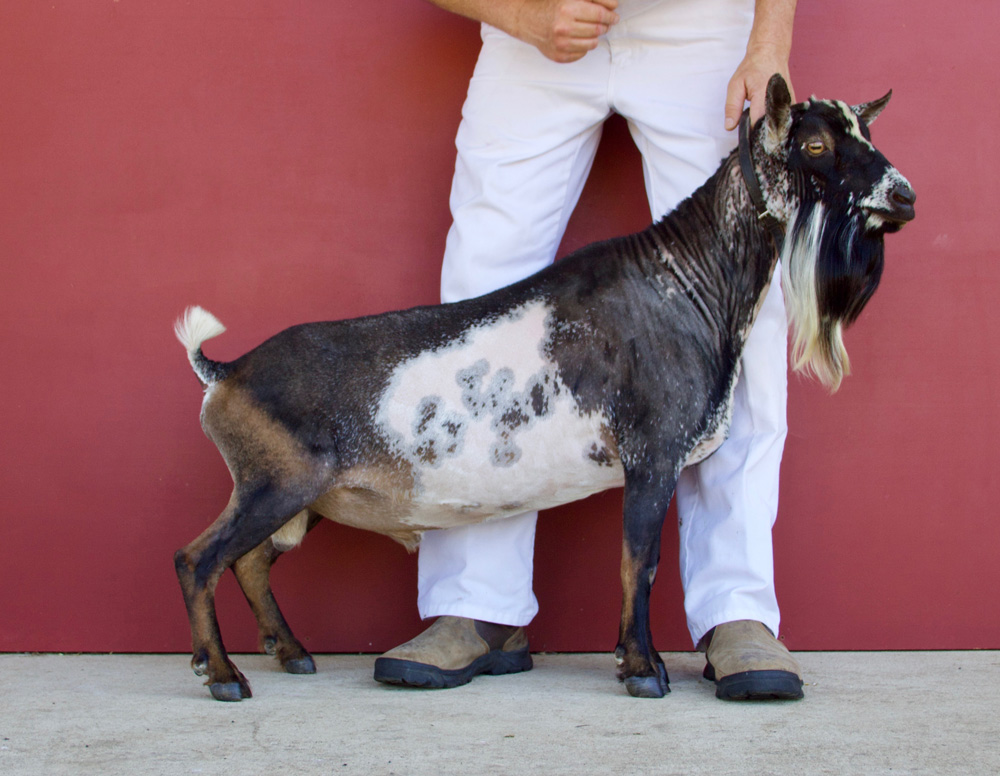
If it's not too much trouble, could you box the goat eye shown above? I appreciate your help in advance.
[805,140,827,156]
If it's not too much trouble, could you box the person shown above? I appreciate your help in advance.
[374,0,803,700]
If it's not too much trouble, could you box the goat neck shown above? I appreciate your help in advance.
[636,151,782,354]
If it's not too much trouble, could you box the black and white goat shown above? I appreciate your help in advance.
[173,76,914,701]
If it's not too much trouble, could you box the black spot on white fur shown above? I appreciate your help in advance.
[410,396,466,467]
[448,359,563,468]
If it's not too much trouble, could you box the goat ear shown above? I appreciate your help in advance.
[852,90,892,126]
[764,74,793,148]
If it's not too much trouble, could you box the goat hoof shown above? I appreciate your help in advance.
[210,680,252,702]
[624,671,670,699]
[283,656,316,675]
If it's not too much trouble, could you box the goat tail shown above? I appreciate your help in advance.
[174,306,229,385]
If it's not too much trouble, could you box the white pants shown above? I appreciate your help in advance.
[418,0,787,646]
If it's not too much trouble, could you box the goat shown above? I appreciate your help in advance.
[173,75,915,701]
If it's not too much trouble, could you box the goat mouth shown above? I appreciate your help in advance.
[864,206,914,232]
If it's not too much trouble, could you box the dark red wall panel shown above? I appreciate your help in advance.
[1,1,996,653]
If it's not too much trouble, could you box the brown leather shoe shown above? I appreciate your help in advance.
[373,616,532,689]
[700,620,804,700]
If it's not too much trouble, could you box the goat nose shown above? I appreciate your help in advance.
[890,181,916,221]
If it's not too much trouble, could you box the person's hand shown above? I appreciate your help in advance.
[723,0,796,130]
[724,44,794,131]
[513,0,620,63]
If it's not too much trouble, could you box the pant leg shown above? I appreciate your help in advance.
[418,26,613,626]
[610,0,788,646]
[677,275,787,646]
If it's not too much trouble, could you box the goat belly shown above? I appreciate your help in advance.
[399,423,626,529]
[373,299,625,530]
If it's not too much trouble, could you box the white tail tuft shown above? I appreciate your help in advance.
[174,306,226,376]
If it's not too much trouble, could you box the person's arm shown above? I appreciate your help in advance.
[425,0,619,63]
[724,0,797,130]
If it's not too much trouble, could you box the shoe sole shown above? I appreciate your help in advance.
[706,666,804,701]
[374,647,533,689]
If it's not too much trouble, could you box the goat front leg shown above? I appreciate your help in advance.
[174,486,315,701]
[615,469,675,699]
[232,510,322,675]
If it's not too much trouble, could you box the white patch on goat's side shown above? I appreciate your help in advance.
[376,301,624,528]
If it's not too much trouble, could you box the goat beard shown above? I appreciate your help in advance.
[781,200,886,391]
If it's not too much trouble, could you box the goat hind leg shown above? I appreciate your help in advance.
[174,516,251,701]
[233,510,322,675]
[174,488,317,701]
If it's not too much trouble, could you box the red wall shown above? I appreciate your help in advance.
[2,1,996,654]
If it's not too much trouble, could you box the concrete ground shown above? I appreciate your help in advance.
[0,652,996,776]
